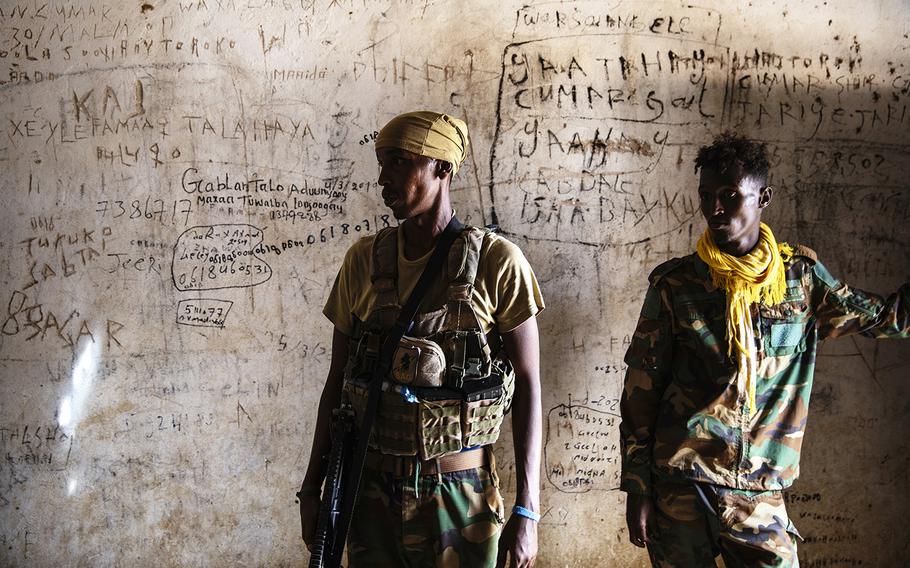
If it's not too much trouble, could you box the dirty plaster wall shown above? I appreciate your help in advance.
[1,0,909,566]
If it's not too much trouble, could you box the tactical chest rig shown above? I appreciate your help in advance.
[343,225,515,461]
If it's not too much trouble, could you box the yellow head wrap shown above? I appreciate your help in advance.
[696,223,793,415]
[375,111,470,174]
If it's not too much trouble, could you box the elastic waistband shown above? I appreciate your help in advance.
[364,447,487,477]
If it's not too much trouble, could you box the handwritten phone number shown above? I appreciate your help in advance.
[280,216,393,251]
[175,261,269,289]
[96,198,193,226]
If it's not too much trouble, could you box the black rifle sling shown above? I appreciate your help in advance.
[331,215,465,564]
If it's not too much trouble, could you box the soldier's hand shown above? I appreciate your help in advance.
[496,513,538,567]
[626,493,657,548]
[297,493,321,552]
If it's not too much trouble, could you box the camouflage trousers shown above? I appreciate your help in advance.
[647,480,801,568]
[347,461,505,567]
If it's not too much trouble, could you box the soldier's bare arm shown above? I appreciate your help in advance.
[299,327,349,549]
[497,316,541,568]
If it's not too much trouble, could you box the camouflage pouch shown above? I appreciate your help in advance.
[418,398,464,460]
[462,396,504,448]
[344,380,421,456]
[461,363,514,447]
[391,336,446,387]
[375,385,420,455]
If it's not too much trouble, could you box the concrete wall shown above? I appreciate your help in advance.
[1,0,908,565]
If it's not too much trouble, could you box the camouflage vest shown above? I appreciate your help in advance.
[343,225,515,460]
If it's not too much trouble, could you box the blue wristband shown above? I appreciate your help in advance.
[512,505,541,522]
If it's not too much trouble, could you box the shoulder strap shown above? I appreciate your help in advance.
[447,226,486,288]
[371,226,398,282]
[332,215,464,562]
[443,227,492,388]
[396,216,465,333]
[370,227,399,318]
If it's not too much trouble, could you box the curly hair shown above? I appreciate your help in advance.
[694,132,770,184]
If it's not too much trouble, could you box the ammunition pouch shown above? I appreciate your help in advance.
[343,343,514,461]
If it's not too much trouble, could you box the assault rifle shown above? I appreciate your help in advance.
[306,407,355,568]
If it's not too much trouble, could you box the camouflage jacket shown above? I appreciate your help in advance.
[620,247,910,494]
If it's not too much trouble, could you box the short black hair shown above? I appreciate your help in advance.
[694,132,770,184]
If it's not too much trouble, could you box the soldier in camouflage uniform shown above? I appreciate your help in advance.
[620,132,910,567]
[299,111,545,567]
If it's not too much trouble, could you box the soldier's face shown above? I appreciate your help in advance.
[376,148,442,220]
[697,164,772,255]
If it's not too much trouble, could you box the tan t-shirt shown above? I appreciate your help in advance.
[323,225,545,336]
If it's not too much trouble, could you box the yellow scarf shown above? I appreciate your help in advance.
[696,223,793,414]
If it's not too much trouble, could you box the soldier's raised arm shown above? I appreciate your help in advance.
[804,253,910,340]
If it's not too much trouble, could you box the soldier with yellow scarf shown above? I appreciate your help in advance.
[620,133,909,567]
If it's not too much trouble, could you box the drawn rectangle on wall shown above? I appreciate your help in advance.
[175,299,234,328]
[490,4,724,246]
